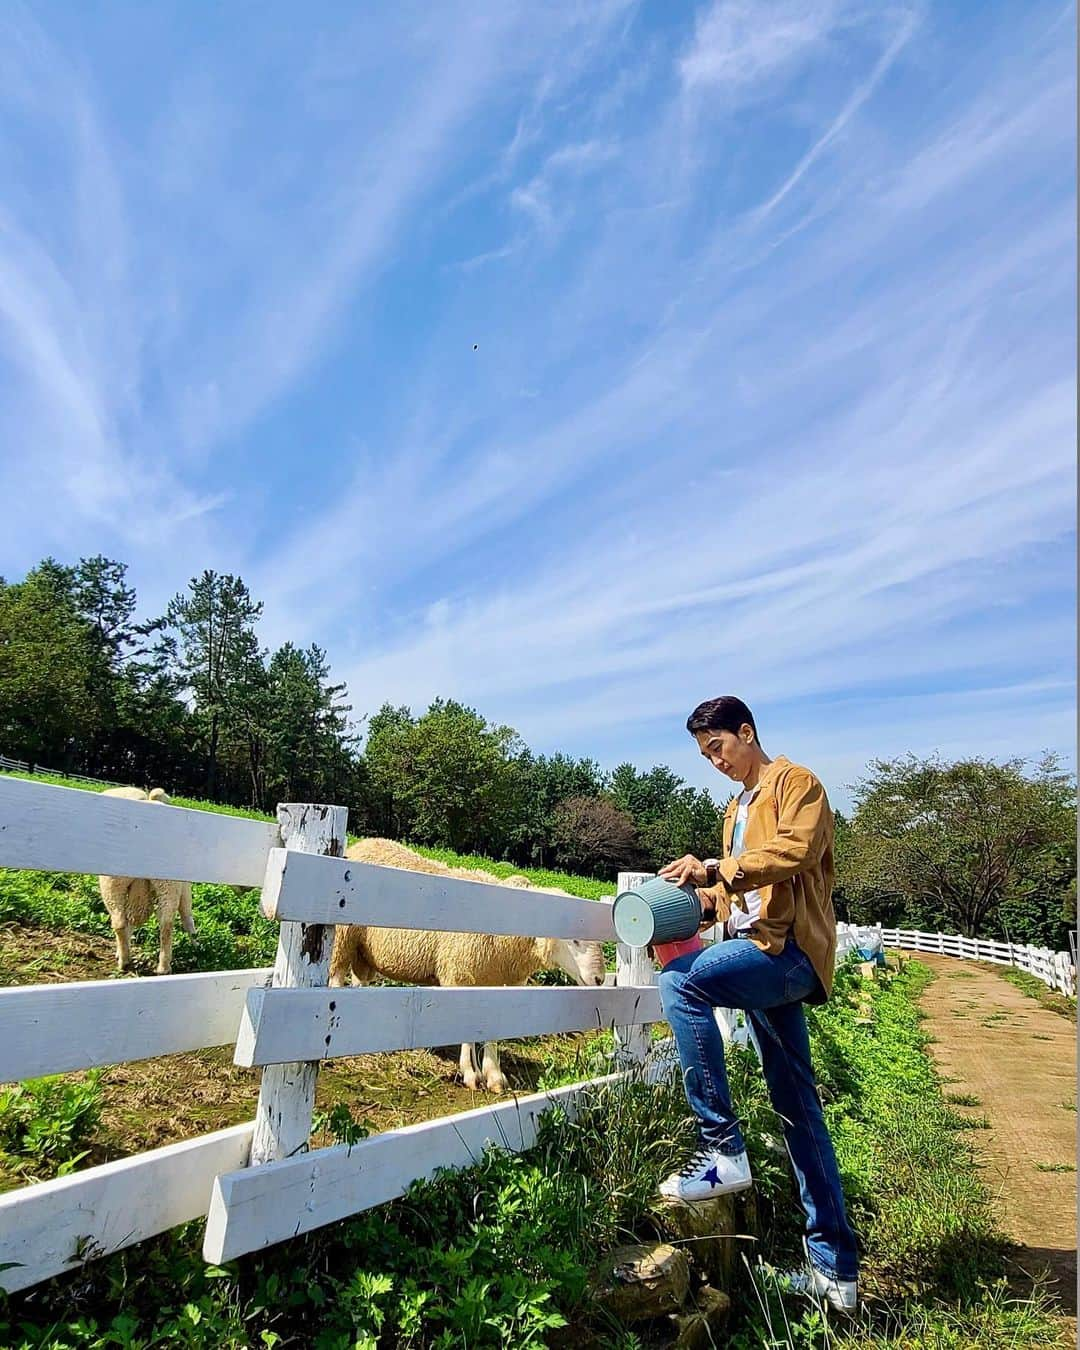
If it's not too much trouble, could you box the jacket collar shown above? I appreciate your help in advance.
[724,756,790,813]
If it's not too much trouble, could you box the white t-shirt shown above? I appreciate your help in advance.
[726,787,761,937]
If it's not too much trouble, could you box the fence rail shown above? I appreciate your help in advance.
[0,968,272,1082]
[873,925,1076,996]
[0,781,656,1294]
[0,776,281,885]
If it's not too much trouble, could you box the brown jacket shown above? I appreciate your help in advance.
[697,756,837,1001]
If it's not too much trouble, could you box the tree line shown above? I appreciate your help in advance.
[0,556,723,876]
[0,555,1074,944]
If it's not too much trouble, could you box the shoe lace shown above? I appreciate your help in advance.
[679,1147,715,1177]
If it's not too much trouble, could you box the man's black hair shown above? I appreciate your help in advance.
[686,696,760,745]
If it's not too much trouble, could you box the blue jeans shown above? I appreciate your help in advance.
[658,936,859,1282]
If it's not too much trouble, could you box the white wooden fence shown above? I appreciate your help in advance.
[868,924,1076,997]
[0,779,660,1293]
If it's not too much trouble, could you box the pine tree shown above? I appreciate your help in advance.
[164,572,266,800]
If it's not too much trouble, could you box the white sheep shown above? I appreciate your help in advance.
[98,787,195,975]
[329,838,606,1092]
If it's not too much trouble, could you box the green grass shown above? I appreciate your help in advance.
[0,1073,104,1183]
[2,958,1061,1348]
[999,968,1077,1023]
[1033,1161,1075,1174]
[945,1092,981,1107]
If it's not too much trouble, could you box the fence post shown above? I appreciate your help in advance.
[249,803,348,1166]
[613,871,655,1068]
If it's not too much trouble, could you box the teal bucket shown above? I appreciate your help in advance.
[613,877,702,947]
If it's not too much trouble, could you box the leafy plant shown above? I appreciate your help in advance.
[0,1071,103,1178]
[311,1102,370,1147]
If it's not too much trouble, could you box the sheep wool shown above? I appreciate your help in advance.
[330,838,606,1092]
[98,787,195,975]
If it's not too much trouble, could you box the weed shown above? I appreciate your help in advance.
[1033,1161,1075,1173]
[944,1110,991,1130]
[945,1092,981,1107]
[311,1102,370,1147]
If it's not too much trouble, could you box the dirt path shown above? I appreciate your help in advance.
[912,952,1077,1318]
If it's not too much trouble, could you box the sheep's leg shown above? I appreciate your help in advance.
[329,932,354,989]
[152,882,178,975]
[179,884,196,936]
[481,1041,506,1094]
[156,917,175,975]
[114,923,133,972]
[460,1042,483,1091]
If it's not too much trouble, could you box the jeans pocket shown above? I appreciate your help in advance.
[783,954,816,1002]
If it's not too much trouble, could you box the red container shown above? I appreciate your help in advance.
[652,933,705,968]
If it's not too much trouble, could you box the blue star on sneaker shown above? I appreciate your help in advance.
[658,1147,753,1202]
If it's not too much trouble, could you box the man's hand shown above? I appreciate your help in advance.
[659,854,707,887]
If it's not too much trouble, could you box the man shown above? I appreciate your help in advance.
[656,695,859,1311]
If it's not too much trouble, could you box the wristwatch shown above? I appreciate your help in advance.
[702,857,719,888]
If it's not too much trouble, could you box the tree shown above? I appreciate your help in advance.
[844,753,1077,945]
[364,704,421,839]
[264,643,355,808]
[70,556,140,775]
[507,750,606,866]
[645,785,723,866]
[609,761,722,866]
[164,572,266,800]
[550,795,644,877]
[363,700,523,855]
[0,564,96,766]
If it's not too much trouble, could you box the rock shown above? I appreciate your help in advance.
[595,1242,691,1322]
[655,1189,758,1289]
[671,1284,732,1348]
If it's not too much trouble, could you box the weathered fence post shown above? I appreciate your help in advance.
[250,803,348,1166]
[614,871,655,1068]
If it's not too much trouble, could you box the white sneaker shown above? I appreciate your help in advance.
[658,1146,753,1202]
[780,1261,858,1314]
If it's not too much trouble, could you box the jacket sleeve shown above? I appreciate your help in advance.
[695,884,734,927]
[717,769,830,892]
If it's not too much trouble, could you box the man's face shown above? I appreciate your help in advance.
[694,725,756,781]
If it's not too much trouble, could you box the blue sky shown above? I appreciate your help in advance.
[0,0,1074,810]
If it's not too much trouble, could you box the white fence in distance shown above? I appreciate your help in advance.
[0,753,123,787]
[0,779,658,1294]
[849,922,1076,997]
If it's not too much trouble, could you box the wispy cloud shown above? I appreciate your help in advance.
[679,0,845,94]
[750,7,919,221]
